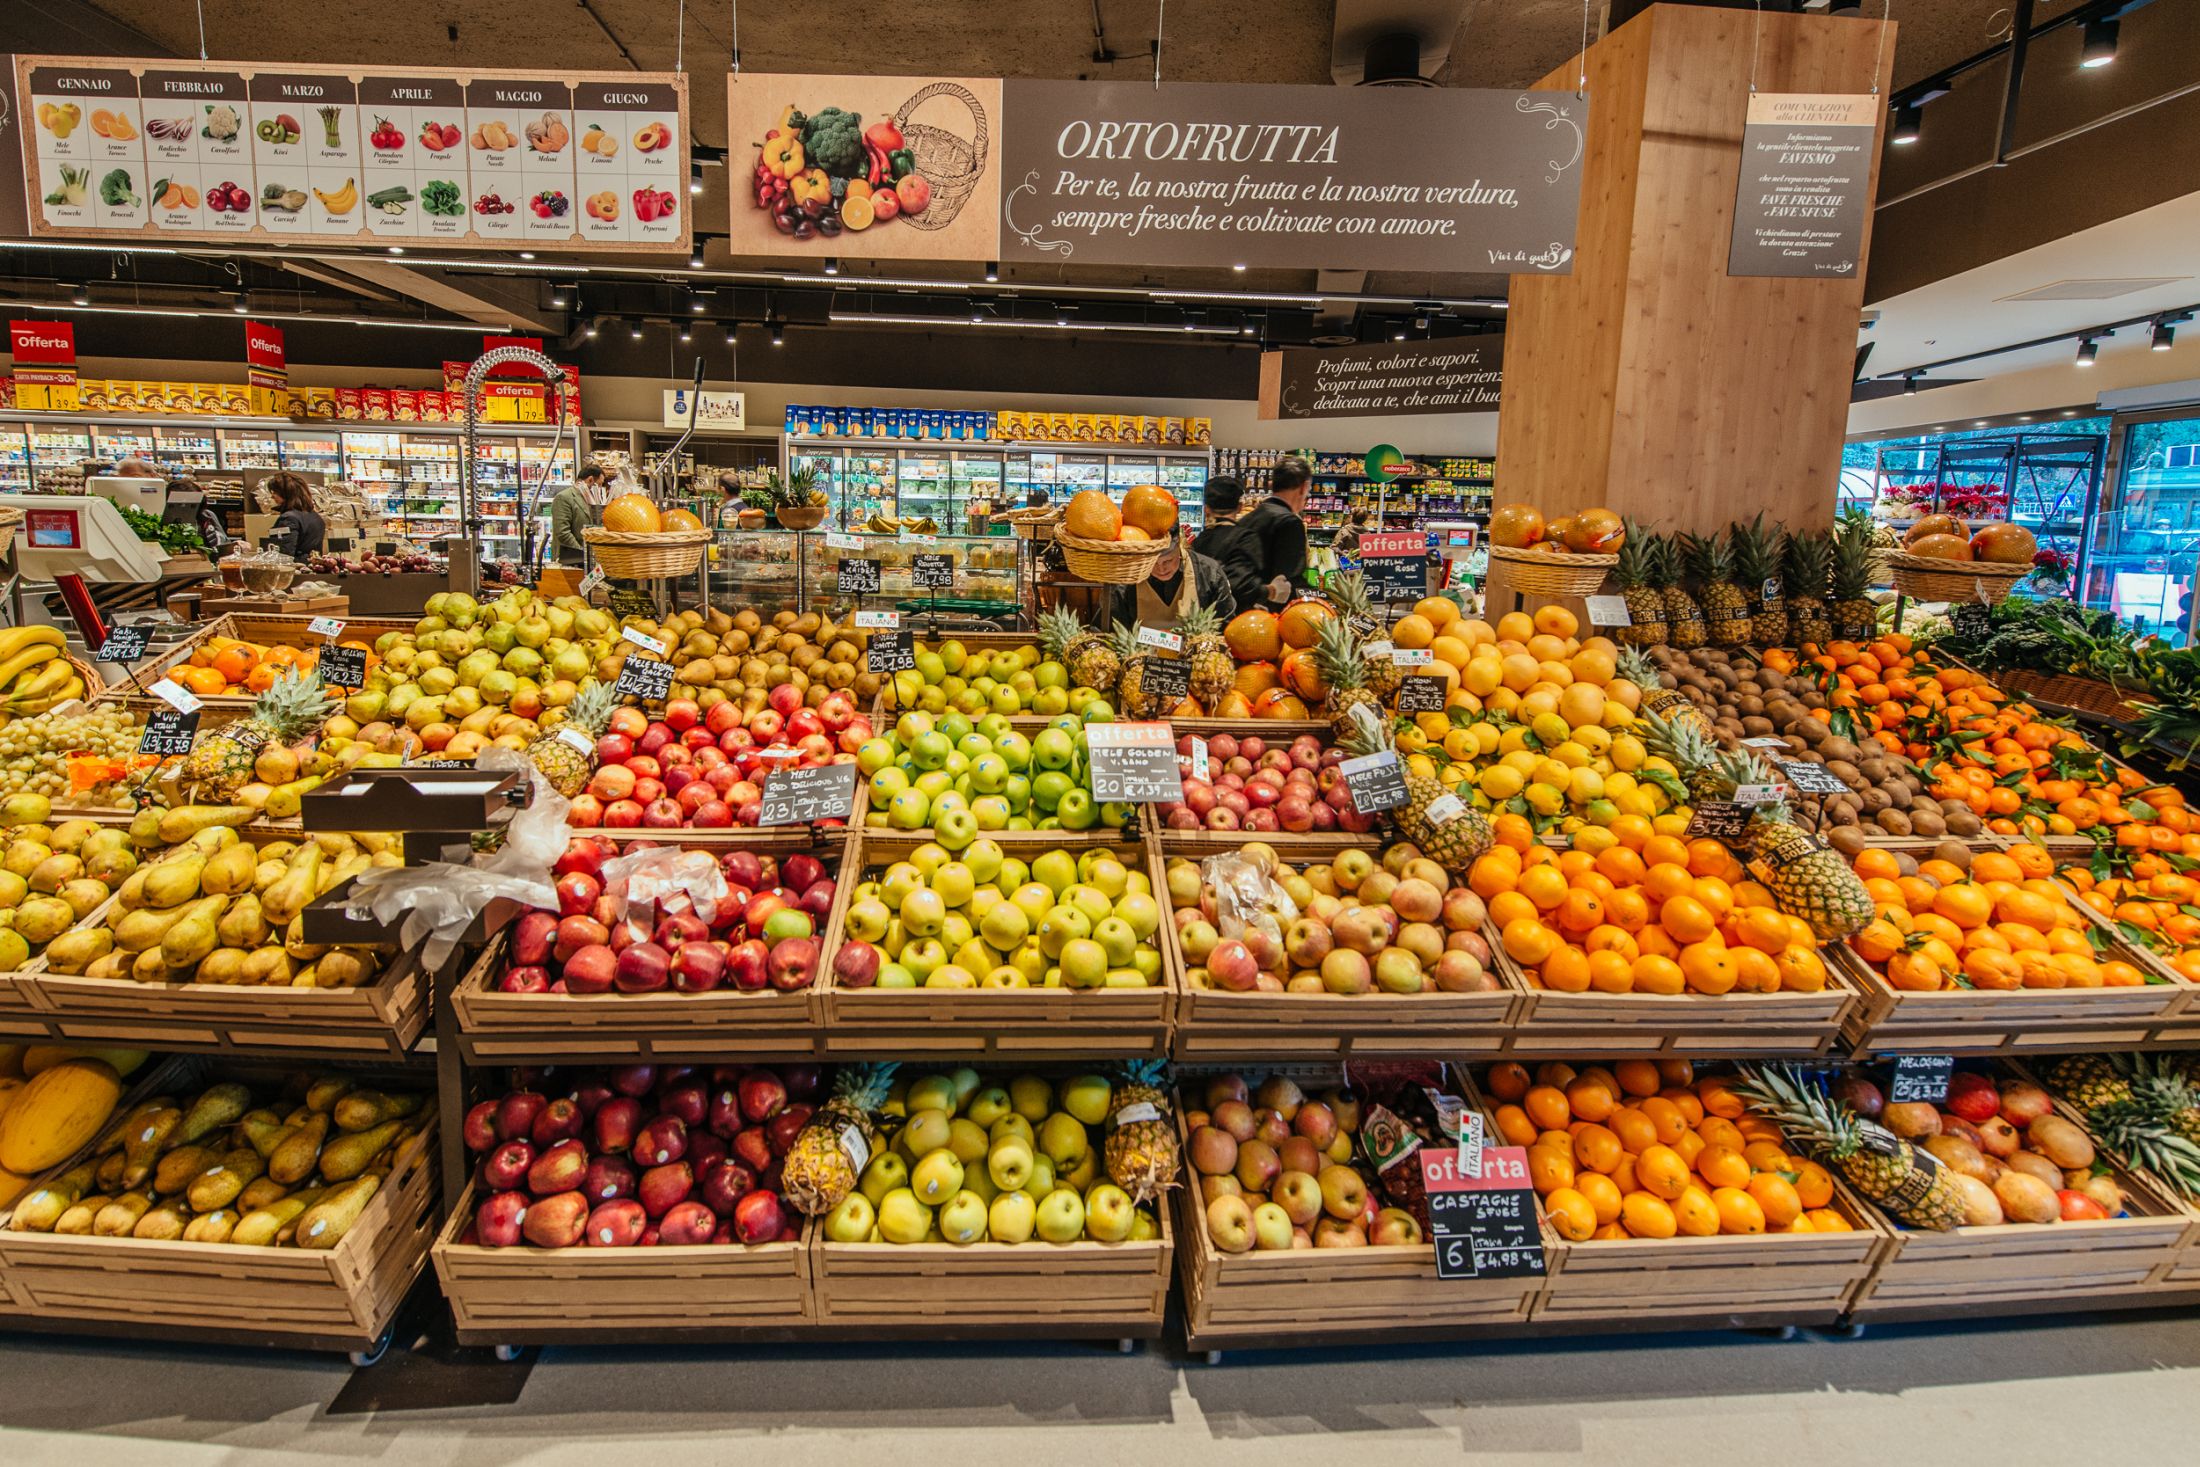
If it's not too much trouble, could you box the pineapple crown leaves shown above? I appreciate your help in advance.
[1680,529,1735,583]
[1311,610,1368,692]
[1729,514,1781,582]
[1176,600,1221,641]
[1114,1057,1171,1096]
[1614,522,1654,585]
[1728,1063,1864,1155]
[1038,604,1086,661]
[832,1061,900,1112]
[563,677,619,737]
[1108,620,1144,661]
[250,665,334,739]
[1338,699,1397,759]
[1327,569,1374,620]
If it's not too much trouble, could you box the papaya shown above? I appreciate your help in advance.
[0,1058,124,1174]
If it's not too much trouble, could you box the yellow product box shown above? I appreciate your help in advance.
[1186,415,1213,446]
[108,381,143,412]
[161,382,198,413]
[996,409,1026,440]
[1047,412,1076,441]
[75,380,111,412]
[1159,416,1187,446]
[1090,413,1117,444]
[1070,413,1097,443]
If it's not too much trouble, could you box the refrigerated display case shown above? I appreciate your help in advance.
[897,446,952,528]
[704,527,1021,621]
[785,433,1212,537]
[954,452,1005,534]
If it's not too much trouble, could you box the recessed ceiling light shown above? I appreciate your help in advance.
[388,245,404,254]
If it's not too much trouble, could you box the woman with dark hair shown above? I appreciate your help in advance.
[263,471,325,557]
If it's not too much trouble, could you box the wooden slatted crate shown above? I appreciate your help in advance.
[432,1182,814,1345]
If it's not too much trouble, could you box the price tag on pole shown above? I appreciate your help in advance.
[1338,750,1410,814]
[1685,801,1754,840]
[308,616,347,639]
[838,559,882,595]
[317,644,368,688]
[137,708,200,756]
[1140,657,1190,705]
[758,763,858,827]
[866,631,917,674]
[1397,676,1448,714]
[911,553,954,589]
[1889,1054,1956,1105]
[94,626,149,663]
[1949,601,1991,638]
[1420,1146,1546,1282]
[613,652,676,702]
[1583,595,1632,627]
[1083,722,1183,803]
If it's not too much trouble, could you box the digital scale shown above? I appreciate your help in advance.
[9,493,167,647]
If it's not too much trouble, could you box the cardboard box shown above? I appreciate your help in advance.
[1187,416,1213,446]
[216,383,249,415]
[335,388,366,421]
[360,388,393,422]
[391,389,422,423]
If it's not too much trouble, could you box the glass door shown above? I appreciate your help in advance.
[219,429,286,469]
[30,423,94,485]
[1056,453,1107,499]
[278,430,343,476]
[954,450,1005,533]
[0,425,32,492]
[791,445,845,525]
[896,446,951,528]
[841,449,896,529]
[2093,414,2200,645]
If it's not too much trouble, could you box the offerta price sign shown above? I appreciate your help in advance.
[1084,722,1183,803]
[1421,1144,1546,1281]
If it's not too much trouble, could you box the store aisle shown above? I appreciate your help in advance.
[1,1308,2198,1466]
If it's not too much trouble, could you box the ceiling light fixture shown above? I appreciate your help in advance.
[583,318,599,337]
[550,288,569,307]
[231,297,249,314]
[691,294,707,312]
[690,163,705,195]
[1903,373,1918,395]
[519,251,535,260]
[630,321,645,340]
[2154,317,2177,350]
[70,284,90,305]
[827,310,1242,337]
[678,324,691,342]
[2076,336,2099,365]
[824,257,840,275]
[388,245,405,254]
[2080,15,2119,68]
[1232,263,1246,272]
[0,298,502,333]
[984,261,999,283]
[689,247,705,269]
[1891,100,1923,145]
[769,318,784,346]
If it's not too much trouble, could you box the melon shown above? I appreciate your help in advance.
[1905,533,1973,561]
[1903,513,1964,545]
[1120,483,1178,537]
[1970,522,2038,564]
[1063,489,1121,540]
[0,1058,123,1174]
[660,508,706,533]
[601,493,664,533]
[1489,503,1545,549]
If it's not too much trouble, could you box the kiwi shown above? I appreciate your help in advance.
[1826,826,1868,858]
[1910,808,1948,836]
[1932,841,1975,872]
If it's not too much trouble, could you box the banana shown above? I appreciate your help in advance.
[5,683,84,717]
[0,643,61,693]
[0,625,64,665]
[313,179,357,213]
[6,657,76,704]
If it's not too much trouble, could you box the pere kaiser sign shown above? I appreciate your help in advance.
[1258,334,1503,420]
[726,74,1582,274]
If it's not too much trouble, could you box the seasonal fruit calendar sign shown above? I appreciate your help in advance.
[13,56,689,253]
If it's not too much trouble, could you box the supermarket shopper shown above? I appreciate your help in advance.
[1192,474,1265,610]
[263,472,326,558]
[113,457,161,479]
[1103,524,1235,631]
[548,462,608,568]
[1334,510,1372,560]
[1232,455,1312,608]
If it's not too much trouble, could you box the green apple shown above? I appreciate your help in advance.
[858,1153,909,1205]
[1101,801,1133,829]
[955,733,993,762]
[1011,936,1048,983]
[1031,849,1078,895]
[846,898,892,943]
[1057,789,1098,830]
[1084,1184,1135,1243]
[967,753,1009,794]
[982,965,1026,988]
[888,788,932,830]
[910,1148,965,1206]
[1039,905,1092,959]
[1035,1187,1086,1243]
[1129,1209,1159,1241]
[1065,688,1100,714]
[970,795,1012,831]
[877,1187,932,1245]
[948,1115,990,1164]
[900,887,946,937]
[1009,882,1055,928]
[1060,1075,1113,1127]
[966,1086,1013,1129]
[927,964,978,989]
[826,1192,877,1243]
[959,838,1003,886]
[966,886,1002,923]
[903,1103,955,1151]
[900,937,947,981]
[1130,946,1162,982]
[931,860,976,909]
[1113,891,1162,940]
[1008,1075,1053,1122]
[1032,687,1069,716]
[877,962,917,989]
[961,1167,1000,1204]
[937,710,973,742]
[940,912,974,952]
[1027,1151,1057,1196]
[1033,659,1067,691]
[1032,728,1076,771]
[905,841,949,875]
[989,1112,1035,1147]
[857,738,897,775]
[1064,1149,1100,1191]
[880,861,925,908]
[988,1135,1035,1191]
[953,937,995,976]
[979,900,1030,952]
[1066,883,1114,926]
[913,769,954,800]
[914,650,947,685]
[1092,915,1138,967]
[990,685,1023,715]
[1059,936,1109,989]
[988,1189,1037,1244]
[1106,967,1147,988]
[1030,770,1073,813]
[1038,1111,1090,1168]
[1084,855,1130,899]
[933,806,977,850]
[894,710,935,745]
[869,766,911,804]
[879,918,907,959]
[997,855,1030,891]
[1080,702,1114,725]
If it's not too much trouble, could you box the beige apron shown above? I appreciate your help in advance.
[1132,558,1200,630]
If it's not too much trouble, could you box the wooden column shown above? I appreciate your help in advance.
[1487,4,1895,618]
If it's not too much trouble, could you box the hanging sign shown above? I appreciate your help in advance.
[244,320,287,415]
[1258,335,1503,421]
[15,56,692,254]
[1083,722,1183,803]
[9,319,78,411]
[1727,93,1879,279]
[662,388,746,432]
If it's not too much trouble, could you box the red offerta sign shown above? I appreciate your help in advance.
[10,320,76,366]
[244,322,286,374]
[1358,531,1428,558]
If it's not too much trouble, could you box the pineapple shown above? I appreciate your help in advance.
[1328,572,1401,702]
[1337,706,1493,877]
[1784,531,1834,648]
[1110,622,1161,719]
[1829,513,1878,642]
[1639,707,1875,939]
[1037,604,1087,682]
[1682,529,1750,646]
[524,678,614,797]
[1103,1059,1181,1204]
[1613,523,1666,647]
[2047,1056,2200,1200]
[1730,515,1788,646]
[1053,607,1119,694]
[172,667,329,805]
[1313,614,1381,739]
[2041,1054,2137,1116]
[781,1062,899,1216]
[1178,602,1235,711]
[1653,535,1707,649]
[1732,1065,1965,1231]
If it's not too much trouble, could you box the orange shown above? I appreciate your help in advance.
[1527,1144,1576,1194]
[1470,854,1521,900]
[1564,1077,1617,1123]
[1538,945,1593,993]
[1674,1185,1721,1237]
[1638,1097,1689,1146]
[1494,1104,1538,1148]
[1576,1172,1624,1226]
[1644,862,1695,903]
[1697,1114,1747,1151]
[1595,846,1647,887]
[1603,887,1651,932]
[1774,948,1828,993]
[1746,1173,1803,1227]
[1557,888,1607,934]
[1695,1080,1746,1120]
[1483,1062,1532,1103]
[1620,1192,1678,1239]
[1501,917,1559,966]
[1572,1123,1624,1174]
[1694,1143,1751,1190]
[1933,883,1994,930]
[1735,906,1793,954]
[1642,835,1692,871]
[1803,1207,1852,1233]
[1631,953,1685,995]
[1613,1059,1662,1099]
[1487,891,1537,931]
[1587,949,1635,993]
[1741,1140,1790,1172]
[1679,939,1738,994]
[1692,876,1736,921]
[1120,483,1179,537]
[1544,1187,1598,1242]
[1658,896,1716,944]
[1635,1144,1690,1200]
[1518,865,1569,912]
[1608,1107,1658,1155]
[1712,1186,1767,1235]
[1523,1085,1573,1132]
[1686,838,1737,878]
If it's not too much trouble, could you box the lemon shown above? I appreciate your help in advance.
[1572,825,1619,854]
[1479,765,1526,800]
[1471,724,1503,756]
[1569,767,1606,803]
[1525,782,1567,817]
[1550,741,1591,770]
[1572,725,1613,756]
[1530,712,1571,747]
[1652,812,1693,837]
[1610,734,1646,771]
[1583,798,1621,826]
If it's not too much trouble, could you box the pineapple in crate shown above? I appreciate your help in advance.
[1682,529,1751,647]
[1327,572,1402,703]
[167,666,332,806]
[1612,523,1666,647]
[1783,530,1834,648]
[1829,513,1880,643]
[1177,602,1236,712]
[521,678,615,796]
[1103,1060,1182,1205]
[782,1063,900,1217]
[1731,515,1789,647]
[1336,706,1493,878]
[1652,535,1707,650]
[1042,605,1120,699]
[1109,622,1164,719]
[1733,1065,1965,1231]
[1313,615,1382,738]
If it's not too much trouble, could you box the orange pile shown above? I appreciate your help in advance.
[164,637,377,696]
[2059,868,2200,984]
[1847,846,2147,992]
[1484,1060,1851,1241]
[1475,822,1829,996]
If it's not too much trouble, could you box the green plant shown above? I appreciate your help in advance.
[117,504,205,556]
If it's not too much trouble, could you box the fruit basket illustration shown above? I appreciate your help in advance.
[893,83,987,231]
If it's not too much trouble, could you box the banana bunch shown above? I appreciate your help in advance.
[8,1073,429,1249]
[312,178,357,214]
[43,826,402,987]
[859,513,942,535]
[0,627,83,718]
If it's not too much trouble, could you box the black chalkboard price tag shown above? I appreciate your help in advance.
[1360,553,1428,603]
[1397,676,1447,714]
[1339,750,1410,814]
[613,652,676,702]
[866,631,916,675]
[911,553,953,589]
[1774,758,1851,797]
[317,643,368,688]
[137,708,200,757]
[1686,801,1754,840]
[1949,601,1992,638]
[1140,656,1190,705]
[1420,1146,1546,1282]
[1888,1054,1956,1105]
[758,762,858,827]
[1084,722,1184,803]
[837,558,881,595]
[95,625,149,664]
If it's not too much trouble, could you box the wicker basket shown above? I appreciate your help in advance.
[1487,544,1618,597]
[1884,552,2031,604]
[1989,668,2155,720]
[773,505,827,531]
[1054,528,1166,584]
[893,82,988,231]
[1001,505,1063,541]
[582,528,710,579]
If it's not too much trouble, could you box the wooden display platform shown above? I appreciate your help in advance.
[809,1216,1173,1336]
[1832,946,2188,1057]
[817,831,1174,1059]
[432,1182,814,1343]
[1490,939,1858,1059]
[0,1057,438,1355]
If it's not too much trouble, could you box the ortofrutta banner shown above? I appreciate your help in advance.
[15,56,691,253]
[730,75,1581,274]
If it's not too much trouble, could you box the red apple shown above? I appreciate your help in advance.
[592,1095,643,1153]
[733,1188,784,1244]
[474,1189,530,1248]
[727,938,770,991]
[670,940,728,992]
[833,939,880,989]
[480,1138,534,1191]
[637,1160,693,1217]
[768,936,817,991]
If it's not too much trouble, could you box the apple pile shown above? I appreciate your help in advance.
[1837,1067,2123,1227]
[571,685,872,830]
[834,841,1163,991]
[1166,841,1501,998]
[1184,1072,1426,1252]
[494,837,835,995]
[825,1069,1159,1245]
[460,1062,816,1248]
[1154,732,1376,836]
[858,709,1134,838]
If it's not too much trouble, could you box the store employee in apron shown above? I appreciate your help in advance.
[1103,525,1236,631]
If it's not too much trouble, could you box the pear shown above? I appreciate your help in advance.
[188,1146,267,1210]
[40,925,109,975]
[268,1113,330,1185]
[131,946,173,983]
[132,1201,190,1241]
[231,1186,325,1246]
[319,1118,404,1180]
[261,844,322,924]
[159,895,231,969]
[82,950,131,983]
[0,929,32,974]
[58,877,109,918]
[252,742,301,786]
[27,852,82,893]
[0,870,27,908]
[92,1190,154,1237]
[3,838,50,878]
[154,805,255,845]
[216,892,270,950]
[200,842,259,896]
[10,1160,95,1232]
[296,1175,380,1249]
[140,853,207,911]
[119,1107,181,1187]
[183,1210,239,1244]
[197,948,249,985]
[179,1082,252,1143]
[1037,1111,1089,1168]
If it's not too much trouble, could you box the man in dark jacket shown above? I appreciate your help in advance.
[1232,455,1311,609]
[1191,474,1264,611]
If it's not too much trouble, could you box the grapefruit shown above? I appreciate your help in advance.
[602,494,664,533]
[1251,687,1311,719]
[1906,533,1973,561]
[1566,508,1625,553]
[1064,489,1122,540]
[1277,599,1333,650]
[660,508,705,532]
[1903,513,1963,545]
[1969,522,2038,564]
[1120,483,1179,537]
[1489,503,1545,549]
[1225,609,1281,661]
